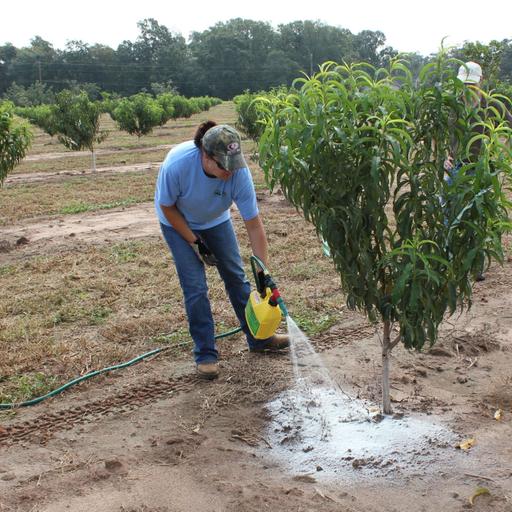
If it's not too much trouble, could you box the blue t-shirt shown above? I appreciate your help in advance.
[154,140,259,230]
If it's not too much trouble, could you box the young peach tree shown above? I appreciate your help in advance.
[52,90,107,171]
[0,101,32,186]
[257,54,512,413]
[110,93,166,138]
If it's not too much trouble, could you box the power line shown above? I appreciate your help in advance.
[5,61,298,71]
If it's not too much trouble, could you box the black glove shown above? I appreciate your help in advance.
[256,270,267,295]
[191,237,218,266]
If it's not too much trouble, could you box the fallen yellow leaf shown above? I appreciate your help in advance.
[494,409,503,421]
[457,438,476,450]
[469,487,490,505]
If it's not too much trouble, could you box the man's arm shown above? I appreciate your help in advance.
[244,214,269,267]
[160,204,197,243]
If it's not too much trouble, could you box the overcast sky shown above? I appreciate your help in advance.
[1,0,511,56]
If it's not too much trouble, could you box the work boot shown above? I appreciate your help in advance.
[476,272,486,282]
[250,333,290,353]
[196,362,219,380]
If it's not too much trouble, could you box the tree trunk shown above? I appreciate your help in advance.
[382,320,393,415]
[91,150,96,172]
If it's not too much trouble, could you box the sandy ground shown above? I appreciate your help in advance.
[1,164,512,512]
[2,164,158,187]
[21,144,173,163]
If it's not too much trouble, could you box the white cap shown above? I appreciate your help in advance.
[457,61,483,84]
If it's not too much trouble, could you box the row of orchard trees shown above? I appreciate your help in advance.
[9,92,221,171]
[0,102,32,185]
[235,53,512,414]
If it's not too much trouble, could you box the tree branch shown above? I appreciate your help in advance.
[389,332,401,350]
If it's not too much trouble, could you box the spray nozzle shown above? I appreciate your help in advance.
[277,296,289,317]
[267,288,289,317]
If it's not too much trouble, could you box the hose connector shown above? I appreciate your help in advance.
[277,296,289,317]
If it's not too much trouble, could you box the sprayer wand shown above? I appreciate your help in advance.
[249,255,288,317]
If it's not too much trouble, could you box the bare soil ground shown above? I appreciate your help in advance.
[1,103,511,512]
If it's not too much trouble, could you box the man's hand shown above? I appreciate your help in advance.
[191,237,218,266]
[444,155,454,171]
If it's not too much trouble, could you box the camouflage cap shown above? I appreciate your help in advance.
[202,124,248,172]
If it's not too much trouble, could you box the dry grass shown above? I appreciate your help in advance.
[0,240,187,401]
[0,171,156,225]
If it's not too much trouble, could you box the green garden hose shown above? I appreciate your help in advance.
[0,326,242,410]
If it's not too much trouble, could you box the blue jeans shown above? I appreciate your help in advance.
[445,162,464,186]
[160,219,268,363]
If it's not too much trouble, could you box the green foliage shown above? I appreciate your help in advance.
[292,309,338,336]
[64,81,103,101]
[1,25,510,100]
[155,94,220,124]
[3,81,55,106]
[258,54,512,352]
[151,81,178,96]
[195,96,222,110]
[156,93,176,125]
[494,81,512,103]
[0,101,32,185]
[234,90,267,141]
[169,95,194,119]
[16,104,57,136]
[111,93,165,137]
[0,372,57,404]
[51,90,107,152]
[235,88,288,141]
[99,91,122,114]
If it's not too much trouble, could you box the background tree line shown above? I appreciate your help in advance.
[1,18,511,103]
[0,19,398,101]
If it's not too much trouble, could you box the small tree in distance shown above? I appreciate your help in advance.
[52,91,107,171]
[110,93,166,139]
[16,104,58,138]
[234,90,266,142]
[258,53,512,413]
[0,101,32,186]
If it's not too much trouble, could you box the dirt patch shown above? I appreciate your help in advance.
[448,329,502,357]
[4,163,158,186]
[21,144,173,163]
[0,189,292,264]
[0,203,158,262]
[1,329,512,512]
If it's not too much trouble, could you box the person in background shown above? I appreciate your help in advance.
[444,61,512,281]
[155,121,289,380]
[444,61,485,179]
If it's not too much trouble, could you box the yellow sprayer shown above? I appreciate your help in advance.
[245,255,288,339]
